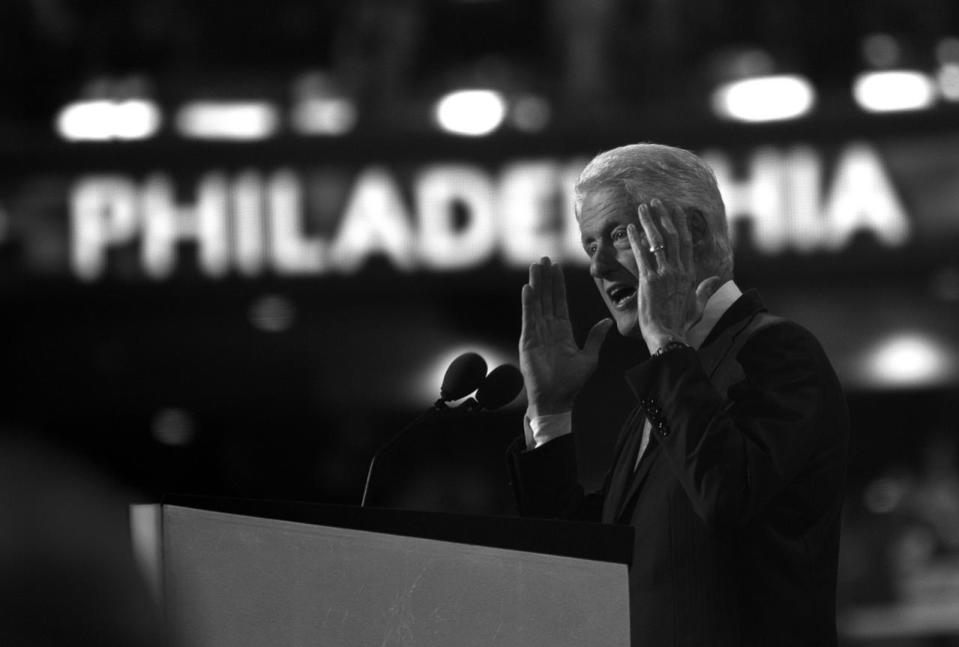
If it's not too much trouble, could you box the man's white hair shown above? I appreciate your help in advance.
[574,143,725,224]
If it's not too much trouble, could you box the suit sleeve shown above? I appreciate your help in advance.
[626,322,846,529]
[505,398,650,523]
[506,434,607,521]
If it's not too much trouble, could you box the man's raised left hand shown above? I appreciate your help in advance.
[626,198,722,355]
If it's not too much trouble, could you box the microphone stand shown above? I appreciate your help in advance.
[360,398,451,507]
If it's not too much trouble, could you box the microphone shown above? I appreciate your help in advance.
[360,352,488,506]
[438,352,488,405]
[474,364,524,410]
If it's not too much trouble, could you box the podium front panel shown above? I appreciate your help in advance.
[163,505,629,647]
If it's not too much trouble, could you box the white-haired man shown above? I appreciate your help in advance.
[508,144,848,646]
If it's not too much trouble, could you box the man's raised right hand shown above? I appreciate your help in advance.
[519,257,614,418]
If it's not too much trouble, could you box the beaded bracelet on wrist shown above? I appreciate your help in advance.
[654,338,689,357]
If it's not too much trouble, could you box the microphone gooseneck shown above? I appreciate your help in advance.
[361,352,490,507]
[360,407,437,507]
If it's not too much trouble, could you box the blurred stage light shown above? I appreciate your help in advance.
[866,332,955,388]
[711,75,815,122]
[936,37,959,65]
[726,49,776,78]
[291,97,357,135]
[56,99,161,141]
[249,294,296,332]
[434,89,506,136]
[853,70,936,113]
[175,101,279,140]
[863,476,906,514]
[861,33,901,68]
[151,408,196,446]
[510,94,551,132]
[931,267,959,301]
[937,64,959,100]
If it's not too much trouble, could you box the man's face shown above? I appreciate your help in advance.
[577,187,649,338]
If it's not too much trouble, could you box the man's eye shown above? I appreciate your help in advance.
[585,242,598,255]
[612,228,629,243]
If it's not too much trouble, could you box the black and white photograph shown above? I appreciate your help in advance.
[1,1,958,645]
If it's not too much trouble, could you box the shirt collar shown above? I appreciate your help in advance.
[687,280,742,350]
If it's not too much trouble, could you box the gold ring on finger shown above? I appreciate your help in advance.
[649,244,666,254]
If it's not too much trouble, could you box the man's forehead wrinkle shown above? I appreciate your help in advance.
[582,188,631,221]
[579,192,629,242]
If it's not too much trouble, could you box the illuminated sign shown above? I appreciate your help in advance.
[704,143,909,254]
[8,140,919,281]
[70,161,587,280]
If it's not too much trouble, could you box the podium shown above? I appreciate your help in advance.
[157,496,633,647]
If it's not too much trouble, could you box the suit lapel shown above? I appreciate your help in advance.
[615,433,661,521]
[601,407,645,523]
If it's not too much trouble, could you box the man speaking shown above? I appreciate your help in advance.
[507,143,849,646]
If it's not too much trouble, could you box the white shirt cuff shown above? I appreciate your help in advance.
[524,411,573,449]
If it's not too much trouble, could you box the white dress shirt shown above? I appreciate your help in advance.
[525,280,743,459]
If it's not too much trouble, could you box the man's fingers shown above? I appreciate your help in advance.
[583,318,614,357]
[539,257,554,316]
[651,199,680,264]
[551,262,570,320]
[528,261,546,319]
[637,203,665,272]
[627,222,655,281]
[520,284,533,336]
[529,260,542,294]
[522,276,541,337]
[677,206,694,272]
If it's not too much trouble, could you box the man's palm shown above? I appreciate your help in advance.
[520,259,612,417]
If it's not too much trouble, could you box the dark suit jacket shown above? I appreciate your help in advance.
[507,291,849,647]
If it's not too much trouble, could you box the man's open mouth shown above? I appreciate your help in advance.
[607,285,637,308]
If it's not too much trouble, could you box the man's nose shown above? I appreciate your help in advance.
[589,243,619,279]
